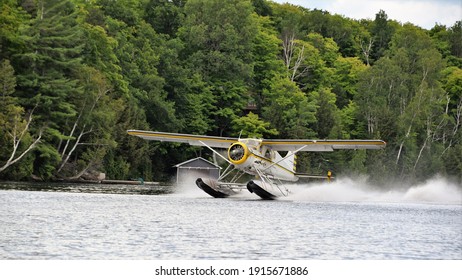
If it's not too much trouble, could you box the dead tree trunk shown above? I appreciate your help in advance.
[0,109,42,173]
[360,38,373,66]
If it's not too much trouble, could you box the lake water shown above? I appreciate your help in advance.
[0,178,461,260]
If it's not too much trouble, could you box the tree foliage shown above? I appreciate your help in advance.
[0,0,460,184]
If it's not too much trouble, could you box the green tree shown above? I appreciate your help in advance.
[13,0,85,179]
[357,23,449,181]
[357,56,404,139]
[0,0,29,59]
[331,56,367,108]
[251,0,272,16]
[1,0,460,183]
[55,66,121,178]
[271,2,306,40]
[440,66,462,179]
[144,0,185,37]
[305,33,340,68]
[179,0,258,136]
[232,112,278,138]
[370,10,394,62]
[262,76,316,138]
[251,15,285,106]
[283,38,325,92]
[339,100,365,139]
[312,87,340,139]
[100,0,180,179]
[97,0,143,26]
[322,14,362,57]
[448,21,462,60]
[0,59,42,175]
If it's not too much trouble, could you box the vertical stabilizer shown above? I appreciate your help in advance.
[283,151,297,172]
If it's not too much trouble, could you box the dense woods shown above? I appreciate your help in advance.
[1,0,461,185]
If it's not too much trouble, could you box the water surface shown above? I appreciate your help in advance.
[1,180,460,260]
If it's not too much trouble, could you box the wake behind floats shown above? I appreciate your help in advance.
[127,130,386,199]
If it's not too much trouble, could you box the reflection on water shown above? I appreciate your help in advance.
[0,181,461,260]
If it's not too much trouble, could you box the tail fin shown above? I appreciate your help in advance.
[285,151,297,172]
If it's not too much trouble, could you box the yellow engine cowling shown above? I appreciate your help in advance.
[228,142,250,165]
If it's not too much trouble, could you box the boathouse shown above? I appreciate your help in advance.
[174,157,221,185]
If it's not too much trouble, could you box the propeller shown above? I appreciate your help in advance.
[229,144,245,161]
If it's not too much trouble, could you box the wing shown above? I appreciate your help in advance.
[261,139,386,152]
[127,130,237,148]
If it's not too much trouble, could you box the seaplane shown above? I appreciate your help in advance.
[127,130,386,199]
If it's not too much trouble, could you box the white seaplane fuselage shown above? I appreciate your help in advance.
[227,139,298,182]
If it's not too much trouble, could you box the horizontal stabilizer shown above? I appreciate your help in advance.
[296,174,332,179]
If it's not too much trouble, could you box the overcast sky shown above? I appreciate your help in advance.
[271,0,462,29]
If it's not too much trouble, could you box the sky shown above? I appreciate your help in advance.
[271,0,462,29]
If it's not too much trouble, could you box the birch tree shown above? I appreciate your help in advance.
[56,67,117,177]
[13,0,85,179]
[0,59,41,173]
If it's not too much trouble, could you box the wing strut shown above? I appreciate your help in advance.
[199,140,232,165]
[262,145,308,172]
[254,168,289,197]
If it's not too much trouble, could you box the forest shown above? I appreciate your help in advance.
[0,0,461,185]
